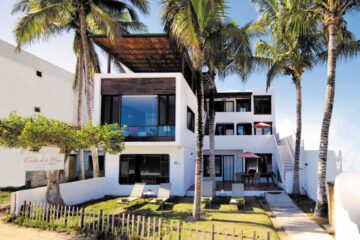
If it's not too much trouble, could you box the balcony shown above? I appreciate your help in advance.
[123,125,175,142]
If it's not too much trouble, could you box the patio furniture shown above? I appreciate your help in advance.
[117,183,146,208]
[235,173,244,183]
[201,181,214,208]
[252,173,261,185]
[149,183,171,210]
[230,183,245,211]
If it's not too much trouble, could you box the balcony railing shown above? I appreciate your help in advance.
[123,125,175,141]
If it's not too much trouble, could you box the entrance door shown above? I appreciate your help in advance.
[223,155,234,181]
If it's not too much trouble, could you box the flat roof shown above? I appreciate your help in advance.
[91,34,190,73]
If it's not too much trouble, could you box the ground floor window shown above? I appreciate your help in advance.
[245,154,272,174]
[203,155,222,177]
[119,154,170,184]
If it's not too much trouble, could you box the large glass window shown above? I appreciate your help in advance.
[236,98,251,112]
[237,123,252,135]
[187,107,195,132]
[214,101,234,112]
[254,96,271,114]
[119,154,170,184]
[203,155,222,177]
[216,124,234,135]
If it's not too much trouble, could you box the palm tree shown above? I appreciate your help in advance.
[253,0,325,195]
[161,0,227,220]
[204,21,253,195]
[292,0,360,217]
[13,0,147,202]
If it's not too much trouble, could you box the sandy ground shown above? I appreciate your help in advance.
[0,220,92,240]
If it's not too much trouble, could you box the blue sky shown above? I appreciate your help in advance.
[1,0,359,170]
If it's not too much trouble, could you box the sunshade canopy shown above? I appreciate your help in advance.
[240,152,261,158]
[253,122,271,129]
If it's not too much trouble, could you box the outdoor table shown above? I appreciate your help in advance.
[241,173,255,184]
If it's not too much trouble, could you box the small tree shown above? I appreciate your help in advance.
[0,113,125,205]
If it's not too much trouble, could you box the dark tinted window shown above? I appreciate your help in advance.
[237,123,252,135]
[203,155,222,177]
[254,96,271,114]
[236,98,251,112]
[187,107,195,132]
[215,124,234,135]
[101,95,120,124]
[119,154,170,184]
[214,101,234,112]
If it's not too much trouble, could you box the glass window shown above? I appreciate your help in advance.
[121,96,158,126]
[254,96,271,114]
[87,155,105,178]
[214,101,234,112]
[236,98,251,112]
[187,107,195,132]
[237,123,252,135]
[215,124,234,135]
[101,96,120,124]
[119,154,170,184]
[203,155,222,177]
[254,122,272,135]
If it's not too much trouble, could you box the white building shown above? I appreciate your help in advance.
[0,39,75,188]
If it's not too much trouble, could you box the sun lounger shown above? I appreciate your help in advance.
[117,183,145,208]
[149,183,171,210]
[230,183,245,211]
[201,181,214,208]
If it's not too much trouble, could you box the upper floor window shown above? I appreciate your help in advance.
[254,122,273,135]
[214,101,234,112]
[216,123,234,135]
[187,107,195,132]
[101,95,175,141]
[254,96,271,114]
[237,123,252,135]
[236,98,251,112]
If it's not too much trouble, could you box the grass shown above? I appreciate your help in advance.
[0,191,11,204]
[81,196,280,240]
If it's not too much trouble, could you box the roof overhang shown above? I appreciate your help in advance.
[91,34,186,73]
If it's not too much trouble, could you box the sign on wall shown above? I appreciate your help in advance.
[21,147,65,171]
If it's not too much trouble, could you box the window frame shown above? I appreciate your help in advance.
[215,123,234,135]
[187,107,195,132]
[236,123,252,135]
[236,98,251,112]
[203,155,223,177]
[253,96,272,115]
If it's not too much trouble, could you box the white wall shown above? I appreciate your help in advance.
[13,178,107,215]
[335,172,360,240]
[299,150,340,201]
[0,40,75,188]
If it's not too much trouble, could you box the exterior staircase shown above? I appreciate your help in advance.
[278,138,294,188]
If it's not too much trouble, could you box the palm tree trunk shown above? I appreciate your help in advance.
[192,51,205,220]
[46,151,69,205]
[314,23,338,218]
[78,1,100,178]
[77,48,86,180]
[292,78,302,195]
[208,88,216,196]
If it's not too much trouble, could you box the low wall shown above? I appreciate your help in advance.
[13,177,107,215]
[335,172,360,240]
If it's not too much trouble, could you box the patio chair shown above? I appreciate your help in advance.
[149,183,171,210]
[201,181,214,208]
[235,173,244,183]
[252,173,261,185]
[230,183,245,211]
[117,183,145,208]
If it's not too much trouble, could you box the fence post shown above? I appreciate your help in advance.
[64,206,68,226]
[98,209,103,231]
[159,218,162,239]
[27,201,31,220]
[266,232,270,240]
[80,208,85,228]
[177,221,181,240]
[253,231,257,240]
[210,224,215,240]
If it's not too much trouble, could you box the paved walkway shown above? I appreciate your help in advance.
[0,220,92,240]
[265,192,332,240]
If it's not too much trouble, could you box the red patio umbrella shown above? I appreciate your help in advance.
[239,152,260,158]
[253,122,271,129]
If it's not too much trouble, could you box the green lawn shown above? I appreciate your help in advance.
[81,196,280,240]
[0,191,11,204]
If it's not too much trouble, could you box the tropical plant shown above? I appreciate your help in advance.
[252,0,326,195]
[161,0,228,220]
[0,113,125,204]
[13,0,148,178]
[204,21,253,195]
